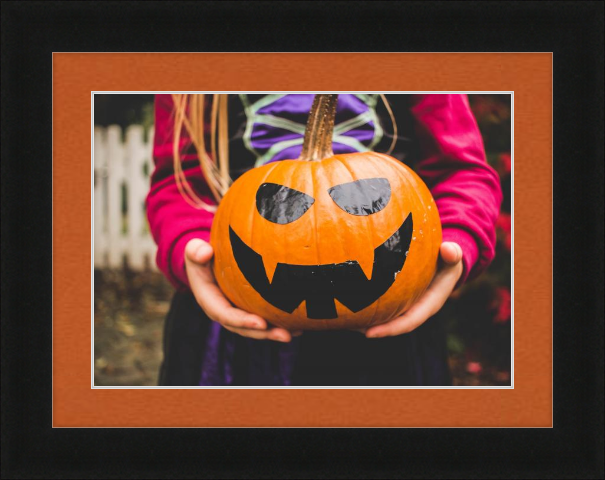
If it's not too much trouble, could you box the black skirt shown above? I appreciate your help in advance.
[159,291,452,387]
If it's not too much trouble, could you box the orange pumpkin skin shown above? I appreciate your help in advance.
[210,151,442,331]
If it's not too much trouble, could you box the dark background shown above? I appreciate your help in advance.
[2,1,602,478]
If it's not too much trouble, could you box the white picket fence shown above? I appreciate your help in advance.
[94,125,158,271]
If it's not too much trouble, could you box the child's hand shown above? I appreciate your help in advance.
[363,242,464,338]
[184,239,300,343]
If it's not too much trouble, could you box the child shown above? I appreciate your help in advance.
[146,94,502,386]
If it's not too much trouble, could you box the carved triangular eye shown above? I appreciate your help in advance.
[328,178,391,216]
[256,183,315,224]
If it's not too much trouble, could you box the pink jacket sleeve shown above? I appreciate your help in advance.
[410,94,503,285]
[146,94,216,290]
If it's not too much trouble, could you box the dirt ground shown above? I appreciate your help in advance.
[94,269,507,387]
[94,269,172,386]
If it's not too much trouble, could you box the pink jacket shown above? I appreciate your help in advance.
[146,94,502,291]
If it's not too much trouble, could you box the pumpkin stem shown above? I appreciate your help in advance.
[299,94,338,162]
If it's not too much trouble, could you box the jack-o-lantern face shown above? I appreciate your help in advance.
[211,152,442,331]
[230,176,413,320]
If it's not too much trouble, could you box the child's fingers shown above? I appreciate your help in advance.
[205,299,267,330]
[440,242,463,265]
[366,288,443,338]
[190,271,267,330]
[223,325,293,343]
[365,260,462,338]
[185,239,297,339]
[185,238,214,265]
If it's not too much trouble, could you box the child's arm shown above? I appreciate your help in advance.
[146,95,296,342]
[365,94,503,338]
[411,93,503,285]
[145,94,216,290]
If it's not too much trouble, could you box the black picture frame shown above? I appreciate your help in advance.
[2,1,603,478]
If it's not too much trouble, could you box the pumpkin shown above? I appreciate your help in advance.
[210,95,442,331]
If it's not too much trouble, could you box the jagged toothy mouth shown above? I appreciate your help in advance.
[229,214,413,319]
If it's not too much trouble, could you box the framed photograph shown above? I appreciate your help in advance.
[3,2,602,478]
[64,55,531,427]
[63,53,536,427]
